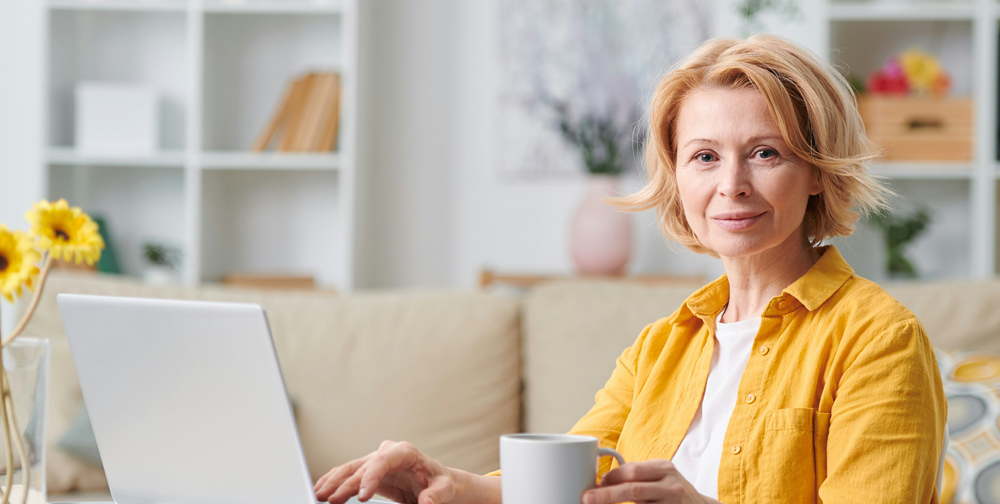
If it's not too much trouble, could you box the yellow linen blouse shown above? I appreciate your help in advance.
[568,246,946,503]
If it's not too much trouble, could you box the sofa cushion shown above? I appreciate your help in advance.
[883,280,1000,353]
[935,348,1000,504]
[20,272,521,493]
[520,281,700,435]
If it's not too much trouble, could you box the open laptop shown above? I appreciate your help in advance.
[57,294,391,504]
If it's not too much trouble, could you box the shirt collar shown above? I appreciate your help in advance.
[685,245,855,317]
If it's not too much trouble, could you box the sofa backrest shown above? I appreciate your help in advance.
[21,272,521,493]
[521,278,1000,436]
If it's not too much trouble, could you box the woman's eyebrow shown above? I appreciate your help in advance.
[683,135,785,148]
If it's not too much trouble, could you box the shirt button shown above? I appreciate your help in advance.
[759,345,770,356]
[730,444,741,455]
[745,393,756,404]
[777,300,788,310]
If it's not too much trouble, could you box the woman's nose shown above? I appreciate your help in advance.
[718,159,752,198]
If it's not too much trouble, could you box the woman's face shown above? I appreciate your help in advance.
[674,87,821,261]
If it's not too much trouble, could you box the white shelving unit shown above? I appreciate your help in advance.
[811,0,997,280]
[41,0,358,290]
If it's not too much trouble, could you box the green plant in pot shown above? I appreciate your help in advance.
[869,208,931,279]
[142,242,182,285]
[548,100,635,276]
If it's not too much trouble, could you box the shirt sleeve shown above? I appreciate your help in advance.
[819,319,947,503]
[567,323,653,476]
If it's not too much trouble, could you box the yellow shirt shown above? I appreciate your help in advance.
[568,246,946,503]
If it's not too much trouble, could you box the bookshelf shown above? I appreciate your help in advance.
[41,0,358,290]
[721,0,994,281]
[815,0,994,281]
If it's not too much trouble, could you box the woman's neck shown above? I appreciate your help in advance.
[719,242,821,323]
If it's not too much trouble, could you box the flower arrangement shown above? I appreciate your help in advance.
[0,199,103,504]
[866,49,952,97]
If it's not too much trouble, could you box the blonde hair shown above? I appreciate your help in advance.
[613,34,890,256]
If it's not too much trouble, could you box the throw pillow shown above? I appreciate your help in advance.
[936,348,1000,504]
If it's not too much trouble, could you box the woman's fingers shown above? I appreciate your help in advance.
[313,456,369,493]
[600,459,675,486]
[583,481,666,504]
[358,441,424,499]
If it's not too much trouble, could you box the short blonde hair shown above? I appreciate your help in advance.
[614,34,890,256]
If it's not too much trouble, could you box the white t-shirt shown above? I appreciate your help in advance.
[670,313,761,499]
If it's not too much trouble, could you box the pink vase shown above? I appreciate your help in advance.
[570,175,633,276]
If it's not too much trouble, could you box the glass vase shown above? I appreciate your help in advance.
[0,338,49,504]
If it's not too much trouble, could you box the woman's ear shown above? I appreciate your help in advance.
[809,168,823,196]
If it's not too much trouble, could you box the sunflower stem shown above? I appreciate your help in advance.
[2,255,53,347]
[5,390,29,504]
[0,368,13,504]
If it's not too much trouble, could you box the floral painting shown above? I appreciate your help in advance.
[498,0,711,178]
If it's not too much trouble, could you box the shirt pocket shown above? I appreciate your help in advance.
[760,408,818,503]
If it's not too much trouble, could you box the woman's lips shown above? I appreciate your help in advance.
[712,212,765,231]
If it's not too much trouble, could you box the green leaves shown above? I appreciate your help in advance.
[550,100,630,176]
[869,208,931,278]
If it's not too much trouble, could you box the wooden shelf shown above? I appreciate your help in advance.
[870,162,974,180]
[47,0,187,12]
[829,2,974,21]
[46,147,186,168]
[203,0,342,14]
[200,151,341,170]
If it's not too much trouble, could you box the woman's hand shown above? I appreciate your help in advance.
[314,440,466,504]
[581,460,720,504]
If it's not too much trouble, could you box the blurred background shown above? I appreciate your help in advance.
[0,0,991,304]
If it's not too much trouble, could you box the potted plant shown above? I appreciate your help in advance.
[549,100,635,276]
[141,241,181,285]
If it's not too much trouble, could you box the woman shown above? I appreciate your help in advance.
[313,34,947,504]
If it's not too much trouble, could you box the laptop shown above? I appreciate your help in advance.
[57,294,391,504]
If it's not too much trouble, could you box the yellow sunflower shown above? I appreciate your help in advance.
[0,226,40,303]
[25,199,104,265]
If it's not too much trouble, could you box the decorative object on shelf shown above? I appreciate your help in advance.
[869,207,931,279]
[0,199,103,504]
[253,72,340,153]
[865,49,952,98]
[221,273,317,290]
[141,241,182,285]
[736,0,801,37]
[569,175,633,276]
[855,49,970,162]
[75,82,159,155]
[92,217,121,275]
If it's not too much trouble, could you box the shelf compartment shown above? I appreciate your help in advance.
[48,164,187,277]
[48,0,186,12]
[48,9,189,150]
[200,170,344,286]
[201,151,341,170]
[47,147,186,168]
[830,20,973,96]
[870,162,973,180]
[202,12,344,151]
[829,2,974,21]
[203,0,342,15]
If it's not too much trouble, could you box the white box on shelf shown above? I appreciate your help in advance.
[75,82,159,155]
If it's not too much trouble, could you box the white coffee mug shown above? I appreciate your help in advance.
[500,434,625,504]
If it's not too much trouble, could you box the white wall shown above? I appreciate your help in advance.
[0,0,44,334]
[357,0,733,289]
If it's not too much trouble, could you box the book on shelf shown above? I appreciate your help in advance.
[253,72,340,153]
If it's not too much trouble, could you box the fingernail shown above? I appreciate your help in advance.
[583,493,594,504]
[358,487,367,499]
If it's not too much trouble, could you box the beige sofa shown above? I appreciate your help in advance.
[18,271,1000,497]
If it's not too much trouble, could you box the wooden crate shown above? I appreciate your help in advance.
[857,95,973,161]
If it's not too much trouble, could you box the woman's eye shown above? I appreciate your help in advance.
[696,153,715,163]
[755,149,778,160]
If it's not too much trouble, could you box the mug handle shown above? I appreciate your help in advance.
[598,447,625,468]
